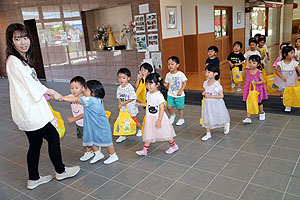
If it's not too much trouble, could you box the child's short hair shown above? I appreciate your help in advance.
[282,45,295,60]
[140,62,153,73]
[86,80,105,99]
[295,37,300,45]
[249,38,257,45]
[208,46,219,53]
[258,37,266,43]
[117,68,131,77]
[168,56,180,64]
[145,72,168,99]
[205,63,220,80]
[254,33,261,38]
[70,76,86,86]
[249,55,261,64]
[233,41,243,49]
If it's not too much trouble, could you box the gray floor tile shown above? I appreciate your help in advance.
[262,119,288,128]
[169,142,211,166]
[220,162,256,182]
[119,188,157,200]
[248,133,277,145]
[161,182,203,200]
[289,116,300,123]
[132,156,165,173]
[136,174,175,196]
[225,129,253,140]
[293,163,300,178]
[14,194,35,200]
[216,137,245,149]
[283,194,300,200]
[281,129,300,140]
[241,141,272,155]
[251,169,290,191]
[176,130,202,141]
[81,196,98,200]
[285,122,300,131]
[233,124,260,133]
[267,113,291,122]
[239,184,283,200]
[70,173,109,194]
[287,177,300,196]
[93,162,128,179]
[0,185,22,200]
[113,167,149,187]
[260,157,296,175]
[117,151,144,166]
[90,180,131,200]
[205,146,237,161]
[207,175,247,199]
[197,191,233,200]
[275,138,300,151]
[193,157,227,174]
[231,151,264,168]
[47,187,86,200]
[196,134,224,146]
[179,168,215,189]
[154,161,189,180]
[255,126,283,136]
[268,146,300,162]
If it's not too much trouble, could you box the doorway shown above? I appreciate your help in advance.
[24,19,46,79]
[214,7,232,62]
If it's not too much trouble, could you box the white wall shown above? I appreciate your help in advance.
[160,0,182,39]
[182,0,196,35]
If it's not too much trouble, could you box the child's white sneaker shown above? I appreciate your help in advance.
[56,166,80,181]
[116,136,126,143]
[176,118,185,126]
[169,114,176,124]
[90,150,104,164]
[284,106,292,112]
[165,144,179,154]
[259,112,265,121]
[242,117,252,124]
[103,153,119,164]
[231,83,235,88]
[27,175,52,190]
[224,123,230,134]
[202,133,212,141]
[136,129,142,137]
[80,151,94,161]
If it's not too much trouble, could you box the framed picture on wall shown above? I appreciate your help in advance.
[166,6,177,29]
[237,12,241,24]
[134,15,145,33]
[146,13,158,32]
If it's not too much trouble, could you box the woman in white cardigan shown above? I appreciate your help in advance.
[5,23,80,190]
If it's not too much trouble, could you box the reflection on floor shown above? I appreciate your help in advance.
[1,79,300,200]
[185,44,281,96]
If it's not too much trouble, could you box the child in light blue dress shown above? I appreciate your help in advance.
[63,80,118,165]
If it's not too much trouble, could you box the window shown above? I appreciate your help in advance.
[214,8,229,38]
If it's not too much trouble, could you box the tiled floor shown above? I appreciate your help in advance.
[0,78,300,200]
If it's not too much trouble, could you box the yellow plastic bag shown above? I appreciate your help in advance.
[105,111,111,120]
[47,102,65,138]
[283,81,300,107]
[266,74,278,93]
[232,66,243,84]
[199,97,205,125]
[113,107,137,136]
[136,80,147,103]
[246,82,260,114]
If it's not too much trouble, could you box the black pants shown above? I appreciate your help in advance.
[25,122,65,180]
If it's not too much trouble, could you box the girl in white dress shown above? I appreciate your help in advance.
[201,64,230,141]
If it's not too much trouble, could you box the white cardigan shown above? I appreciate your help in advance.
[6,55,54,131]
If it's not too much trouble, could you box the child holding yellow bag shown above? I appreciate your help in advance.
[136,73,178,155]
[243,55,268,124]
[116,68,142,142]
[63,80,119,165]
[201,64,230,141]
[135,62,153,104]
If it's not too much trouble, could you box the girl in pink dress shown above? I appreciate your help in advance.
[243,55,268,124]
[136,73,178,156]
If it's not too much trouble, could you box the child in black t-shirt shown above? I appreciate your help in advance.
[205,46,220,68]
[227,41,245,92]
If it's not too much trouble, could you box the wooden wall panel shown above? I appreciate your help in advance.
[184,35,198,73]
[161,37,185,77]
[197,32,215,74]
[233,28,246,53]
